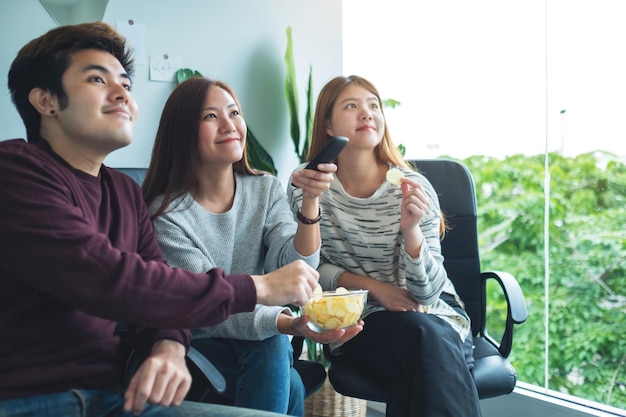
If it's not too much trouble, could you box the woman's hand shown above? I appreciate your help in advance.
[399,176,430,232]
[279,313,363,344]
[291,163,337,199]
[370,281,424,312]
[291,164,336,256]
[397,177,429,258]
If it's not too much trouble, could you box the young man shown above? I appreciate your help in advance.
[0,22,320,417]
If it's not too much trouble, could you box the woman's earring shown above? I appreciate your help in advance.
[50,110,55,115]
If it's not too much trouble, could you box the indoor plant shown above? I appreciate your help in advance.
[284,26,314,164]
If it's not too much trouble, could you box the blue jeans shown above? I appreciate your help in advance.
[0,389,286,417]
[191,335,304,417]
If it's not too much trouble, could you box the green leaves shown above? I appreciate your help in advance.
[467,151,626,408]
[176,68,202,84]
[305,337,329,368]
[284,26,300,160]
[245,128,277,175]
[284,26,314,164]
[303,65,314,163]
[382,98,401,109]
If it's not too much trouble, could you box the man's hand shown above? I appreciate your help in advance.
[124,340,191,415]
[252,260,320,307]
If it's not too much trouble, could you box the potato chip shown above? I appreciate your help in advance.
[301,289,368,332]
[386,168,403,185]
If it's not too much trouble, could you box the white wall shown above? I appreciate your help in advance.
[0,1,54,145]
[0,0,343,186]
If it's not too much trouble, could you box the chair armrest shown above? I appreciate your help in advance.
[123,345,227,398]
[186,346,226,394]
[480,270,529,358]
[114,324,227,397]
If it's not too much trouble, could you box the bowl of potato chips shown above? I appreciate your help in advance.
[300,287,368,332]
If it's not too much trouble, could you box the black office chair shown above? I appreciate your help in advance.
[324,159,529,403]
[115,167,327,401]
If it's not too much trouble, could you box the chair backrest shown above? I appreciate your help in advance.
[410,159,484,336]
[115,167,147,186]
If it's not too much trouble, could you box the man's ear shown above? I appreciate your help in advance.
[28,88,56,116]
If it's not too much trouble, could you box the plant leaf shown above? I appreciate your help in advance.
[176,68,203,84]
[382,98,401,109]
[246,127,277,175]
[284,26,301,159]
[302,65,314,163]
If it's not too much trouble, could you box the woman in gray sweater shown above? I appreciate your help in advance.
[142,77,362,416]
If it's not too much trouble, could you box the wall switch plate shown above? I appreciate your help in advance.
[149,54,181,82]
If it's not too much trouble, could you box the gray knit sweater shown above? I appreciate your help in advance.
[151,172,320,341]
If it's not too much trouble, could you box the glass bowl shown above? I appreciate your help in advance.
[300,289,368,332]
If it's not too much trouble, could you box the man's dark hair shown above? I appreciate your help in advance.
[7,22,134,143]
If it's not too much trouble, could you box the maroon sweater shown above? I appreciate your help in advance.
[0,139,256,400]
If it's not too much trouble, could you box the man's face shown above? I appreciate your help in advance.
[52,49,138,157]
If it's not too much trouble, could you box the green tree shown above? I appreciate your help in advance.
[460,152,626,408]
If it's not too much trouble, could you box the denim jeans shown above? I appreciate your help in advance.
[191,334,305,417]
[0,389,287,417]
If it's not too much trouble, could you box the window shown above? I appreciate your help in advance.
[343,0,626,410]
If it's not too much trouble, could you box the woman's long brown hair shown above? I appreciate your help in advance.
[142,77,258,221]
[307,75,411,170]
[309,75,447,237]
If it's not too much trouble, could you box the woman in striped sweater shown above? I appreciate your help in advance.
[288,75,482,417]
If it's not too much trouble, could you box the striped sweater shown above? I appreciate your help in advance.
[288,164,470,349]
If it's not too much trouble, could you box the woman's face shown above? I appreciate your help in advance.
[197,85,246,165]
[326,84,385,150]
